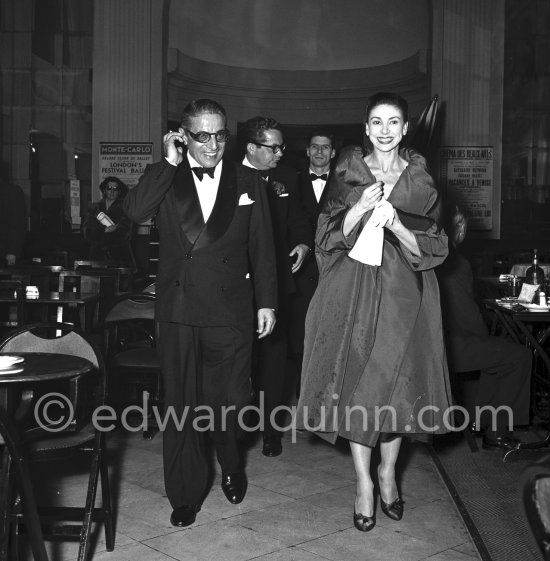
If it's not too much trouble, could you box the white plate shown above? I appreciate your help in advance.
[0,355,24,368]
[521,303,550,311]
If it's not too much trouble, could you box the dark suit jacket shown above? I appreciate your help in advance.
[262,164,312,298]
[293,167,330,294]
[123,158,277,326]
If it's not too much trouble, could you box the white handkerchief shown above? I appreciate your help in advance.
[348,200,394,266]
[238,193,254,205]
[349,222,384,265]
[278,193,289,197]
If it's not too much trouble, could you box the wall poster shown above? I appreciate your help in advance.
[99,142,153,188]
[439,146,494,231]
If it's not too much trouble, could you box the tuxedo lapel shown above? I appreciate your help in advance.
[173,161,205,245]
[193,160,237,250]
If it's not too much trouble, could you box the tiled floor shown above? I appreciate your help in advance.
[27,426,480,561]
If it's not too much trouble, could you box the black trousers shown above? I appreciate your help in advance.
[158,321,253,508]
[447,334,532,431]
[255,298,289,437]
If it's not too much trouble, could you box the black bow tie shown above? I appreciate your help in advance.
[310,173,328,181]
[192,166,215,180]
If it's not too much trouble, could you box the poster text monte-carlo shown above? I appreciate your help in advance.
[439,146,494,231]
[99,142,153,188]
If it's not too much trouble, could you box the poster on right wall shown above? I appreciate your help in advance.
[439,146,494,231]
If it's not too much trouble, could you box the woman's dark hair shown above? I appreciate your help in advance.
[99,176,127,198]
[180,99,227,129]
[363,92,409,125]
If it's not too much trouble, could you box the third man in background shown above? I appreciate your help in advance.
[289,130,336,384]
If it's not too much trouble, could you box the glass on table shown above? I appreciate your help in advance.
[506,276,522,297]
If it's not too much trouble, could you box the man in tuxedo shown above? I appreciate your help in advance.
[289,130,336,375]
[123,99,277,527]
[242,116,312,457]
[437,205,531,450]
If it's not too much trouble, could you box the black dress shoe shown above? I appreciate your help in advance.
[221,472,247,504]
[170,504,201,527]
[380,496,404,521]
[353,508,376,532]
[262,435,282,457]
[482,435,521,450]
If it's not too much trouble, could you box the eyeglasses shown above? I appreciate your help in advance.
[253,142,286,154]
[185,129,230,143]
[105,185,120,191]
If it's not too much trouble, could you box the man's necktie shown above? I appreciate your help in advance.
[192,166,215,181]
[310,173,328,181]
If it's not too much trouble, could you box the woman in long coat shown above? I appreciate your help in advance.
[82,176,136,269]
[297,92,452,532]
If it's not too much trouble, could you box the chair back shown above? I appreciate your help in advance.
[103,292,156,355]
[0,323,106,431]
[58,272,101,294]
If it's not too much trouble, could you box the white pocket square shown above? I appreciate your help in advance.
[278,193,289,197]
[239,193,255,205]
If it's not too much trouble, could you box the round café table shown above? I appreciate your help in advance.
[0,352,94,561]
[0,352,94,414]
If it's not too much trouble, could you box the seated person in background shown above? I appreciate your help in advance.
[436,204,532,450]
[82,176,136,269]
[0,177,27,265]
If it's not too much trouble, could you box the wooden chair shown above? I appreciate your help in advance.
[0,408,49,561]
[102,292,161,439]
[0,322,114,561]
[58,271,117,329]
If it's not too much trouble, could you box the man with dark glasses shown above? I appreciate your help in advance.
[124,99,277,528]
[242,116,311,458]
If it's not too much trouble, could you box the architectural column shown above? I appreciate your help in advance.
[431,0,505,238]
[92,0,169,200]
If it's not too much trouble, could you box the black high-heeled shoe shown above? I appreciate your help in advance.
[380,496,404,521]
[353,509,376,532]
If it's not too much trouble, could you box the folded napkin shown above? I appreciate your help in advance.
[518,283,540,303]
[349,200,394,266]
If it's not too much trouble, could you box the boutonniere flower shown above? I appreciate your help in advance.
[272,181,287,196]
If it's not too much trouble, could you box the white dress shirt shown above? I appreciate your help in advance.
[187,153,222,222]
[242,157,260,173]
[310,169,328,202]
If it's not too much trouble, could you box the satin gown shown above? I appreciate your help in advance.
[296,146,453,446]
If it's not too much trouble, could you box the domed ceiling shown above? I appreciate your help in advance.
[167,0,432,128]
[169,0,430,71]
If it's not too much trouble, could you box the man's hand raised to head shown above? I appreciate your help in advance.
[164,129,185,166]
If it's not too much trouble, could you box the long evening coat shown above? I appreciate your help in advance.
[297,146,453,446]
